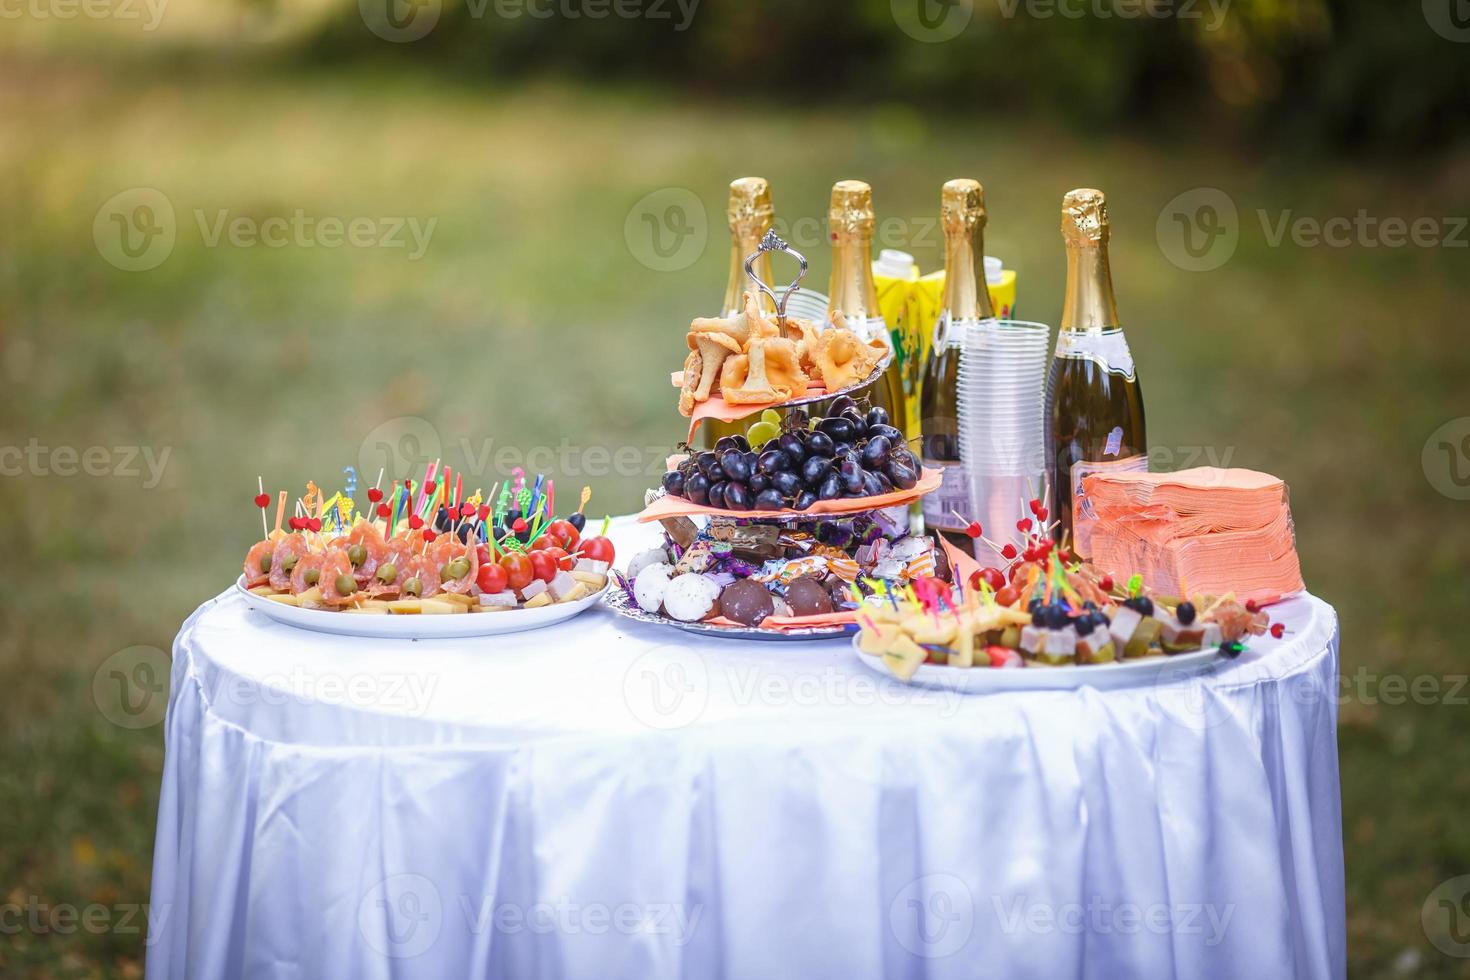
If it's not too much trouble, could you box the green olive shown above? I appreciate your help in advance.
[304,568,320,586]
[258,553,272,574]
[281,555,299,573]
[375,562,398,585]
[404,576,422,597]
[445,558,470,580]
[334,574,356,596]
[348,544,368,567]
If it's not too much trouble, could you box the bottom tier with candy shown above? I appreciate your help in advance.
[609,507,956,635]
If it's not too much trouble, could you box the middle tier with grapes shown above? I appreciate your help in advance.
[605,390,959,638]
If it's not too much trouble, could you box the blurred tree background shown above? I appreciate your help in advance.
[293,0,1468,151]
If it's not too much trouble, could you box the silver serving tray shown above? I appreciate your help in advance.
[603,583,853,642]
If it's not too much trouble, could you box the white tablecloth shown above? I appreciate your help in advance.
[147,518,1344,980]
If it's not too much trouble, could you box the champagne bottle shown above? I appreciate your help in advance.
[699,178,776,450]
[921,179,995,552]
[1045,188,1147,556]
[826,180,905,431]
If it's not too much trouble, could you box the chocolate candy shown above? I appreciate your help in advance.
[785,576,834,617]
[718,579,775,627]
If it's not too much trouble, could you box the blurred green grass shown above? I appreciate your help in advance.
[2,49,1469,978]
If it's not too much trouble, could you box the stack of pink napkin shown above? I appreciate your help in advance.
[1079,467,1304,604]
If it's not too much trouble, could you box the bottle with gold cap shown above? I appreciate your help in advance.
[825,179,905,431]
[1046,188,1148,556]
[699,178,777,449]
[920,179,996,552]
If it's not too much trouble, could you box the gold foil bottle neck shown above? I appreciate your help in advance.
[727,177,773,234]
[941,178,987,238]
[1061,188,1109,246]
[829,180,875,238]
[1059,188,1120,332]
[723,177,775,316]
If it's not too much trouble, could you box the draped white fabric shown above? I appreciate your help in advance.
[147,518,1344,980]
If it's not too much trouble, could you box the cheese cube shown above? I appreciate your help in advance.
[479,591,519,608]
[547,570,580,601]
[520,579,548,601]
[1108,606,1143,649]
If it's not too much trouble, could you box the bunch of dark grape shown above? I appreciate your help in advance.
[660,396,921,511]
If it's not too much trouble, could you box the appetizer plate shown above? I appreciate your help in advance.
[603,586,853,642]
[850,634,1229,693]
[236,576,608,640]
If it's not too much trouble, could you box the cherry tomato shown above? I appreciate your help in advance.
[475,544,491,567]
[978,567,1006,591]
[995,585,1021,607]
[544,546,573,571]
[546,519,579,550]
[499,553,534,592]
[531,534,556,551]
[528,550,559,583]
[579,536,615,565]
[476,561,508,595]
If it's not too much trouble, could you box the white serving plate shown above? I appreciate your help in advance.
[850,633,1229,693]
[236,576,608,639]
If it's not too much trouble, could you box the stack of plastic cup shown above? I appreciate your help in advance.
[955,319,1051,550]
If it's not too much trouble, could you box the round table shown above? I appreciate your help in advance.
[147,518,1345,980]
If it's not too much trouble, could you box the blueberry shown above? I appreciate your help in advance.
[1176,601,1196,625]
